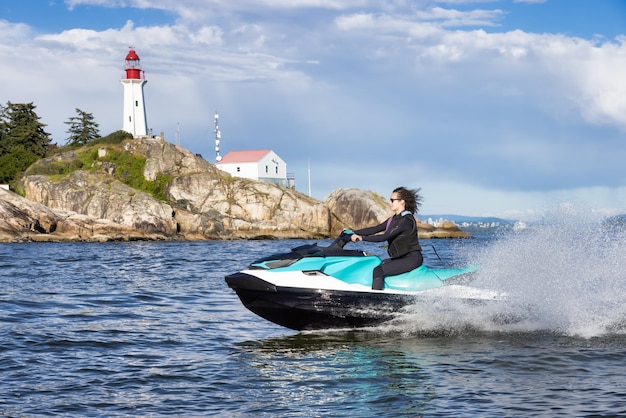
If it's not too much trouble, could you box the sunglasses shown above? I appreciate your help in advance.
[389,198,402,202]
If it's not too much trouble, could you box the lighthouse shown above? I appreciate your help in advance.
[120,47,148,137]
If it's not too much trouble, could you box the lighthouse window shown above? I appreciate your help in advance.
[135,100,139,106]
[236,167,240,172]
[275,166,279,174]
[265,165,269,173]
[128,116,132,122]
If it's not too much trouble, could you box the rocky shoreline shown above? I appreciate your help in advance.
[0,187,469,242]
[0,136,470,243]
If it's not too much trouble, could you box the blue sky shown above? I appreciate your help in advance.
[2,0,626,220]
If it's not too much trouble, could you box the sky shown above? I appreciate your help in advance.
[2,0,626,220]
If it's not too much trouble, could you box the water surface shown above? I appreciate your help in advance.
[1,228,625,416]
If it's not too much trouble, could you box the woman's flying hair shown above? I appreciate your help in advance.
[393,186,422,214]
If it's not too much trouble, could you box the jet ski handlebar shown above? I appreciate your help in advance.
[327,229,355,249]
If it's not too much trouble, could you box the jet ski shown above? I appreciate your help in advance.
[225,231,500,331]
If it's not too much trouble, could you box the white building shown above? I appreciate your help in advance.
[216,149,292,187]
[120,47,148,137]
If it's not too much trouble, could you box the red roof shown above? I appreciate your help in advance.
[217,150,271,164]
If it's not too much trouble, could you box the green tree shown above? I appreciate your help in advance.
[65,108,100,146]
[0,102,51,158]
[0,102,51,184]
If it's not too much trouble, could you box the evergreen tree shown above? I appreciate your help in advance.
[64,108,100,146]
[1,102,51,158]
[0,102,51,184]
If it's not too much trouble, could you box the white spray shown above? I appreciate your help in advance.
[394,208,626,337]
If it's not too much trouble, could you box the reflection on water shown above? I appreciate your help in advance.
[232,330,626,416]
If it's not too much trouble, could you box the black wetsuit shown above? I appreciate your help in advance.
[354,212,423,290]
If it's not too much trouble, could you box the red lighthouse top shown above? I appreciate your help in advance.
[124,47,144,80]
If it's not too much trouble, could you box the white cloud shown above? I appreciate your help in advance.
[416,7,504,27]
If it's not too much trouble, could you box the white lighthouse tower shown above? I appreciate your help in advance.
[120,47,148,137]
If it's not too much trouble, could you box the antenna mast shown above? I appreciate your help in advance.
[308,158,311,197]
[214,111,222,162]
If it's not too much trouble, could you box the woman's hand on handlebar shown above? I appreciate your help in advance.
[351,234,362,242]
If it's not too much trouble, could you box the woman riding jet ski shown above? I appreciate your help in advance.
[224,187,510,331]
[225,223,500,330]
[349,186,423,290]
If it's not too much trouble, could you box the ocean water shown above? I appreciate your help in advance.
[1,220,626,416]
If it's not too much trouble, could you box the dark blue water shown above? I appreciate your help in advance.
[1,226,626,416]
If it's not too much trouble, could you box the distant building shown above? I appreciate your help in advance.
[216,149,293,188]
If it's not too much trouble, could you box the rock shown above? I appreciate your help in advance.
[416,218,470,238]
[0,188,166,242]
[165,170,329,239]
[323,188,388,235]
[22,171,178,235]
